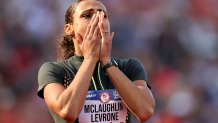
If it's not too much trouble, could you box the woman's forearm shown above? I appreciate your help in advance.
[55,59,97,121]
[106,66,155,122]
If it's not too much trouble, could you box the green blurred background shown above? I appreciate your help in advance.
[0,0,218,123]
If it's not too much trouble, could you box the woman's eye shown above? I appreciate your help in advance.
[82,13,93,19]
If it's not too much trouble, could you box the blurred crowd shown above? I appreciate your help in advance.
[0,0,218,123]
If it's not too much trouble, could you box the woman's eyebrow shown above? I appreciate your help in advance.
[80,9,93,15]
[81,8,107,14]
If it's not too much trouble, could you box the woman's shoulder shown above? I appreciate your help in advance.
[39,60,70,73]
[40,61,61,69]
[112,57,147,81]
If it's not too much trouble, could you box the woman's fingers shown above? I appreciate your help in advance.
[84,13,97,38]
[99,12,104,36]
[87,11,100,39]
[93,24,100,40]
[110,32,115,40]
[99,11,110,38]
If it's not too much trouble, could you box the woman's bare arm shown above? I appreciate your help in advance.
[106,66,155,122]
[44,59,97,122]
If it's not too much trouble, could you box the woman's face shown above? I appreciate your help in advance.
[72,0,110,39]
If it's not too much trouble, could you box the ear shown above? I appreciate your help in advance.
[64,24,74,35]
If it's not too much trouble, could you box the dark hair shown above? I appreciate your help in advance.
[57,0,83,61]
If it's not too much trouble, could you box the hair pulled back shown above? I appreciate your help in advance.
[57,0,83,61]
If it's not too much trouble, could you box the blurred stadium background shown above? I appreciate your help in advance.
[0,0,218,123]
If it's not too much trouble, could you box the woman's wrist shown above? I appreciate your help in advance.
[84,57,99,64]
[100,58,111,67]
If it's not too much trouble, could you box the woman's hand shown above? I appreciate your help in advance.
[76,12,101,62]
[98,12,114,66]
